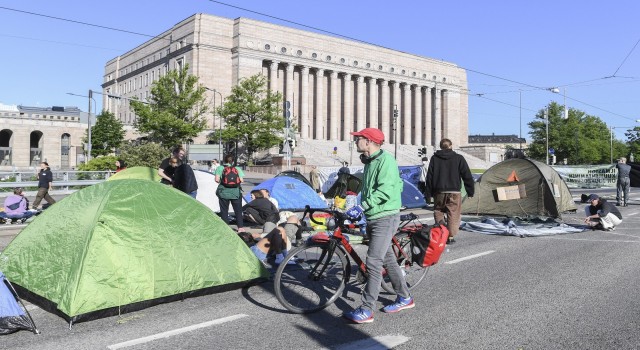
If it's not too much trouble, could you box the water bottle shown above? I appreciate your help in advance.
[359,222,367,236]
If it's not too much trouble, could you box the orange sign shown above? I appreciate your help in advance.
[507,170,520,182]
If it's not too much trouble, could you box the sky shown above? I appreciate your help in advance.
[1,1,639,141]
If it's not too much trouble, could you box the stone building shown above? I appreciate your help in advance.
[102,13,469,148]
[0,103,86,170]
[461,134,527,164]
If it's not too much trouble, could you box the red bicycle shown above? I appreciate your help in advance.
[274,206,428,314]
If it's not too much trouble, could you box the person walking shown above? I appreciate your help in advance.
[215,154,246,232]
[424,138,475,244]
[32,161,56,209]
[418,156,429,194]
[342,127,411,324]
[584,194,622,231]
[309,165,321,192]
[616,157,631,207]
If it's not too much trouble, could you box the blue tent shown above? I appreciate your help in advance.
[245,177,328,211]
[1,271,38,335]
[401,180,427,209]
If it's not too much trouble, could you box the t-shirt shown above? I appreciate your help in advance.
[159,157,182,184]
[215,164,245,199]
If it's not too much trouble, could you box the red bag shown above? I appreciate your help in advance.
[411,224,449,267]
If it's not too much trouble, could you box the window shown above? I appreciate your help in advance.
[264,44,271,50]
[296,50,302,56]
[353,61,358,66]
[340,58,345,63]
[366,63,371,68]
[176,58,184,70]
[326,55,331,61]
[390,67,395,73]
[378,65,383,70]
[312,53,317,59]
[280,47,287,53]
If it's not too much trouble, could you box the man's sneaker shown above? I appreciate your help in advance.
[447,237,456,244]
[383,296,415,313]
[343,307,373,324]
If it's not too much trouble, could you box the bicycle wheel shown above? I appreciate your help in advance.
[381,231,428,293]
[274,243,351,314]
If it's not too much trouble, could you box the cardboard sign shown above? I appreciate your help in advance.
[496,184,527,201]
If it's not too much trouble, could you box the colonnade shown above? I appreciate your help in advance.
[266,60,453,147]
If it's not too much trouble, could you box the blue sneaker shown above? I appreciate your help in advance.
[343,307,374,324]
[383,296,415,313]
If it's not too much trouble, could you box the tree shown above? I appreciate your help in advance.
[130,64,208,148]
[216,74,284,162]
[118,142,168,169]
[84,111,125,157]
[527,102,627,165]
[78,155,118,171]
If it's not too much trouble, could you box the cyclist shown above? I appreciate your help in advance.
[343,127,413,324]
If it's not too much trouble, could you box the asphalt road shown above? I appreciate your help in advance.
[2,187,640,349]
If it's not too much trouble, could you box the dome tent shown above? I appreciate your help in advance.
[107,166,161,182]
[246,176,328,211]
[0,179,267,324]
[461,158,576,218]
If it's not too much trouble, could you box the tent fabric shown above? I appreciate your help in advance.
[461,158,576,218]
[460,218,586,237]
[246,177,328,211]
[194,170,220,213]
[325,172,426,209]
[0,179,267,323]
[0,271,37,335]
[107,166,162,182]
[275,170,313,188]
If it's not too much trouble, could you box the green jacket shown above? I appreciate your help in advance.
[360,150,403,220]
[215,164,244,199]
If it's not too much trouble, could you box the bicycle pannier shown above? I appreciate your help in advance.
[411,224,449,267]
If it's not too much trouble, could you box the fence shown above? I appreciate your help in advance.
[0,171,111,194]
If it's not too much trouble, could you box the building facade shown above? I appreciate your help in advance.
[102,13,469,148]
[0,104,86,170]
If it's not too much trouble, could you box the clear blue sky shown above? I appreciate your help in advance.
[1,1,639,141]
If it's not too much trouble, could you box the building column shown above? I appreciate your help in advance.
[423,87,431,147]
[380,79,390,139]
[442,89,449,140]
[329,71,339,140]
[391,81,401,145]
[402,83,411,145]
[368,77,378,130]
[433,86,441,146]
[413,85,423,146]
[342,73,352,140]
[315,69,325,140]
[269,61,279,93]
[356,76,365,132]
[300,66,309,139]
[285,63,294,110]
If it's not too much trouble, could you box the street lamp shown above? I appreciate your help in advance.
[67,90,96,162]
[205,87,223,161]
[393,105,399,158]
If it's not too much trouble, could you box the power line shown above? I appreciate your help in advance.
[611,37,640,77]
[0,34,123,52]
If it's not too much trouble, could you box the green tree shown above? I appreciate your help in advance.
[527,102,627,164]
[78,155,118,171]
[216,74,284,162]
[130,64,208,148]
[625,126,640,158]
[84,111,125,157]
[118,142,168,169]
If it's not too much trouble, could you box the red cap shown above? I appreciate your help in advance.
[350,128,385,144]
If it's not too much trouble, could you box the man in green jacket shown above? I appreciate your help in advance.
[343,128,412,324]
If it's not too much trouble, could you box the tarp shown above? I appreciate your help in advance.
[107,166,162,182]
[462,158,576,218]
[246,177,328,211]
[194,170,220,213]
[0,271,37,335]
[460,218,586,237]
[0,179,267,323]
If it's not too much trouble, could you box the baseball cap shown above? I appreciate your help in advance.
[350,128,385,144]
[588,194,599,201]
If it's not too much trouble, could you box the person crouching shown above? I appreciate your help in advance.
[584,194,622,231]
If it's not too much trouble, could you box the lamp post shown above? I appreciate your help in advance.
[545,108,549,165]
[393,105,399,158]
[67,90,96,162]
[205,87,224,161]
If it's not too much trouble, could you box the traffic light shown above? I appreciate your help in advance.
[284,101,291,129]
[418,148,423,157]
[288,139,295,149]
[421,147,427,155]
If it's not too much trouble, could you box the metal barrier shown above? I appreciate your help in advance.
[0,171,110,193]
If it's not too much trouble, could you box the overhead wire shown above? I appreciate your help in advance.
[611,37,640,77]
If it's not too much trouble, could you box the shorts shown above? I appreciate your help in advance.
[250,245,267,261]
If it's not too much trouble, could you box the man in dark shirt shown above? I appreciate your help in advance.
[32,161,56,209]
[616,157,632,207]
[584,194,622,231]
[173,162,198,198]
[158,146,185,185]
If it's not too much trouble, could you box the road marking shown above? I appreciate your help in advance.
[106,314,248,350]
[542,236,640,243]
[331,335,410,350]
[626,212,638,216]
[445,250,495,264]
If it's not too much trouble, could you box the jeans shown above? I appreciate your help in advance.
[434,192,462,238]
[361,213,410,312]
[219,197,244,229]
[188,190,197,199]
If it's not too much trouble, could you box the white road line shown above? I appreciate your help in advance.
[626,212,638,216]
[106,314,248,350]
[541,236,640,243]
[331,335,410,350]
[445,250,495,264]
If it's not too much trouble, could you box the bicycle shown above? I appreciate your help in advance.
[274,205,429,314]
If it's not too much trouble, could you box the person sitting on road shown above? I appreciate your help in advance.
[584,194,622,231]
[250,216,300,265]
[243,190,279,229]
[3,187,35,223]
[261,188,279,209]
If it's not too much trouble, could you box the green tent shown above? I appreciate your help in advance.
[107,166,162,182]
[461,158,576,218]
[0,179,267,324]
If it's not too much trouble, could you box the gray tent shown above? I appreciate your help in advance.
[462,158,576,218]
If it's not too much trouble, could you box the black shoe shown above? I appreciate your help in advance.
[447,237,456,244]
[624,203,628,207]
[616,203,622,206]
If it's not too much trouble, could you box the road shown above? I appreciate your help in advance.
[2,187,640,349]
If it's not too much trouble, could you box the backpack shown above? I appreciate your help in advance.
[221,166,240,188]
[410,223,449,267]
